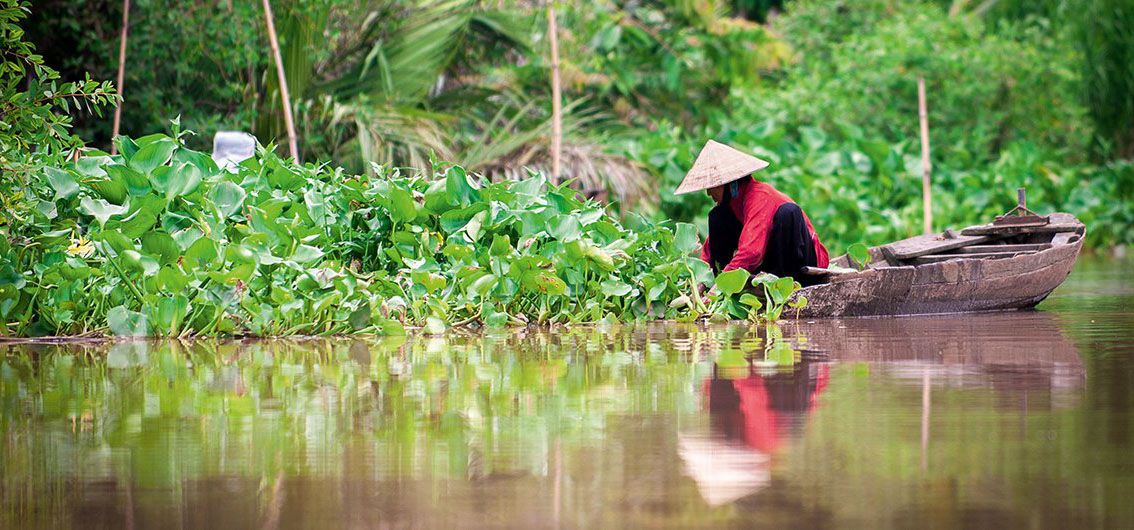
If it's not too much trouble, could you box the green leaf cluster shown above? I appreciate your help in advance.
[0,133,776,337]
[0,0,117,232]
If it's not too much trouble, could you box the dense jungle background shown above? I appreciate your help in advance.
[1,0,1132,335]
[14,0,1134,248]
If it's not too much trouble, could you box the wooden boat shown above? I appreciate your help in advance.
[793,198,1085,318]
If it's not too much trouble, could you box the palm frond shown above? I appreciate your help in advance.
[458,94,652,206]
[337,98,456,171]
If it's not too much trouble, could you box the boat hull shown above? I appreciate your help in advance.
[794,221,1084,318]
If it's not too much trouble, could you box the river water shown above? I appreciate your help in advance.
[1,258,1131,528]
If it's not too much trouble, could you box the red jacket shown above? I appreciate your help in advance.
[700,179,830,272]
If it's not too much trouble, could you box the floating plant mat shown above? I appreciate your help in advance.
[1,133,802,338]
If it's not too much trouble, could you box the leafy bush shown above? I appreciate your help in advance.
[1078,0,1134,158]
[1,132,803,337]
[626,0,1134,255]
[0,0,117,230]
[760,0,1090,166]
[25,0,264,149]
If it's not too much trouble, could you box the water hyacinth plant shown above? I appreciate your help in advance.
[0,132,798,337]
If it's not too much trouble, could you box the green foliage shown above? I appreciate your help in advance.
[25,0,263,148]
[524,0,789,128]
[1077,0,1134,158]
[625,0,1134,254]
[706,269,801,323]
[847,243,871,270]
[763,0,1089,166]
[2,132,796,337]
[0,0,117,229]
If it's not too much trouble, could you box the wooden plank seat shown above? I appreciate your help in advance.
[953,243,1052,254]
[883,233,993,260]
[909,250,1038,265]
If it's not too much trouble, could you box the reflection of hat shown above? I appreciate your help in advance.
[678,434,770,506]
[674,140,770,195]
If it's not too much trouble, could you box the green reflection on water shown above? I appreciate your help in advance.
[2,325,808,527]
[1,258,1133,528]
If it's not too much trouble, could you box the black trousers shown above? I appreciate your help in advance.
[761,203,819,285]
[709,201,818,285]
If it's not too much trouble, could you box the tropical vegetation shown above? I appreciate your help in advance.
[3,0,1134,336]
[1,130,811,336]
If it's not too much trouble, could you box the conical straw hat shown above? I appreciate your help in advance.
[674,140,770,195]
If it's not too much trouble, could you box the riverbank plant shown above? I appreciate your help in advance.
[0,133,798,337]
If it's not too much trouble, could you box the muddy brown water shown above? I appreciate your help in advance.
[1,257,1131,528]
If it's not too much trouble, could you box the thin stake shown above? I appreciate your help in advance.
[261,0,299,162]
[918,76,933,234]
[110,0,130,155]
[547,5,562,183]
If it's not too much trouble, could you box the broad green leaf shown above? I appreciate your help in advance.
[445,166,480,206]
[141,232,180,265]
[739,293,763,310]
[79,197,128,226]
[600,279,633,297]
[129,140,176,175]
[291,244,324,264]
[463,211,488,242]
[411,271,447,293]
[114,136,140,159]
[151,162,203,199]
[440,203,488,233]
[104,165,151,196]
[714,268,751,296]
[483,309,509,328]
[268,165,305,190]
[147,295,190,336]
[46,167,79,201]
[209,181,246,218]
[97,230,135,254]
[224,244,258,266]
[522,270,566,296]
[387,186,416,222]
[348,301,372,330]
[112,208,159,239]
[848,243,871,270]
[769,276,797,305]
[489,234,512,256]
[548,214,583,241]
[107,306,148,336]
[304,188,329,225]
[469,273,497,296]
[157,266,190,292]
[674,222,701,254]
[185,238,218,269]
[87,178,128,204]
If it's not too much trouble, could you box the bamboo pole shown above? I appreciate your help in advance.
[261,0,299,162]
[918,77,933,234]
[547,5,562,183]
[109,0,130,155]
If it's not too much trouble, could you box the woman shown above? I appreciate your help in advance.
[675,140,829,284]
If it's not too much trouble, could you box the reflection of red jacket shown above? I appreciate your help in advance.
[704,366,830,453]
[700,179,830,272]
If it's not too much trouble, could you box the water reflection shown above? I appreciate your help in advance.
[681,360,829,506]
[2,280,1133,527]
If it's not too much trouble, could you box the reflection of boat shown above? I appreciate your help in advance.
[795,211,1084,317]
[793,311,1085,389]
[680,363,828,507]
